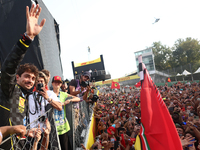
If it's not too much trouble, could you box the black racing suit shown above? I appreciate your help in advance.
[0,39,31,149]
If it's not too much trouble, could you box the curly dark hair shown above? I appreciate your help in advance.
[16,63,38,77]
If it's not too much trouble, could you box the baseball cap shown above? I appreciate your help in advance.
[127,106,131,109]
[82,71,91,79]
[107,126,116,135]
[52,76,62,83]
[121,109,126,112]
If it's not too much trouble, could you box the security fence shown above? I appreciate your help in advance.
[65,100,93,150]
[1,105,60,150]
[0,101,93,150]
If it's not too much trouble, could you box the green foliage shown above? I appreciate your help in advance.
[152,37,200,72]
[152,42,172,70]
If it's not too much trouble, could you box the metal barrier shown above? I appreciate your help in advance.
[1,105,60,150]
[65,101,93,150]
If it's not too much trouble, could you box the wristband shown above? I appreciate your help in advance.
[24,32,34,41]
[20,33,32,46]
[80,89,82,92]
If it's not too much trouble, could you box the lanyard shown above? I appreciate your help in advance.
[37,96,43,111]
[31,92,46,114]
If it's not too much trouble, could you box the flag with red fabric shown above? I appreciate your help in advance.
[134,81,141,88]
[136,55,182,150]
[167,77,171,82]
[111,81,120,89]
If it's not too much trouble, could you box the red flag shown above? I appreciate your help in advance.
[134,81,141,88]
[111,81,120,89]
[139,69,182,150]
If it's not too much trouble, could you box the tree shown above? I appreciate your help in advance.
[172,37,200,72]
[152,41,173,71]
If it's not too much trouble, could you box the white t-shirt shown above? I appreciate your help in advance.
[28,90,60,130]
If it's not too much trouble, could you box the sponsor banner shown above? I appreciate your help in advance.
[95,74,139,86]
[74,57,101,67]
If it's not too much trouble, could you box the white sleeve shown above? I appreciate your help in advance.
[47,90,61,102]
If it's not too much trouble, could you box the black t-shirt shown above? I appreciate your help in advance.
[68,79,78,94]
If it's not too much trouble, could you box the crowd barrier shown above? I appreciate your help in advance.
[65,100,93,149]
[1,105,60,150]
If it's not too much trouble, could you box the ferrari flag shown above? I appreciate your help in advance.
[111,81,120,89]
[136,55,182,150]
[134,81,141,88]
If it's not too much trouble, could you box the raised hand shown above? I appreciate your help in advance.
[35,124,42,142]
[180,136,196,147]
[43,118,51,135]
[26,4,46,39]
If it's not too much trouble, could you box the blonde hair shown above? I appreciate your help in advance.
[37,71,47,84]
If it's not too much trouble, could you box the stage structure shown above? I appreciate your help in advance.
[0,0,63,87]
[71,55,111,82]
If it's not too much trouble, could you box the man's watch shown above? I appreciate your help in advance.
[47,98,51,102]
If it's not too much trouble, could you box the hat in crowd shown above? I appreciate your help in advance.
[107,126,116,135]
[121,109,126,112]
[52,76,62,83]
[127,106,131,109]
[82,71,91,79]
[175,123,182,128]
[129,138,136,147]
[163,98,167,100]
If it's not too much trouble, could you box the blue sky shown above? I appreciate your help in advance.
[42,0,200,80]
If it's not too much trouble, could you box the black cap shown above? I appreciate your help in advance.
[82,71,91,79]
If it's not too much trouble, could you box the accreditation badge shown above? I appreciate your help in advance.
[18,96,25,113]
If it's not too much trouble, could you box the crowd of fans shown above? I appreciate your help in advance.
[81,81,200,150]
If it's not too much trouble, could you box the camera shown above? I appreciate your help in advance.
[37,83,44,92]
[38,115,46,122]
[91,95,99,102]
[80,81,89,87]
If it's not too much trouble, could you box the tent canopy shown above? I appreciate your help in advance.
[194,67,200,74]
[176,73,182,76]
[182,70,191,76]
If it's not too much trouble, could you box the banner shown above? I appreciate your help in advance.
[95,74,139,86]
[74,57,101,67]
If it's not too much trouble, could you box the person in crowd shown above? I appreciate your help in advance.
[0,3,45,149]
[86,81,200,150]
[68,71,91,129]
[32,69,50,92]
[51,75,80,150]
[41,69,51,90]
[68,71,91,100]
[61,80,68,93]
[28,72,62,149]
